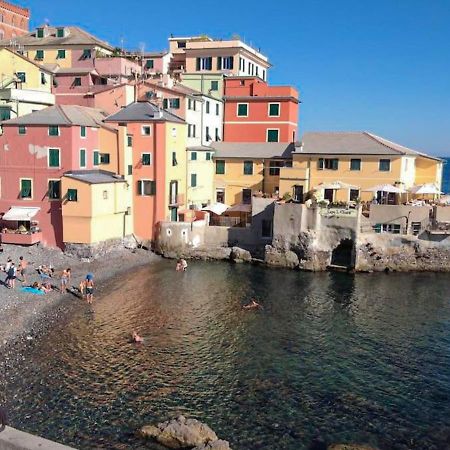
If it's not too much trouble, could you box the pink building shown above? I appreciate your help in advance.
[0,104,116,247]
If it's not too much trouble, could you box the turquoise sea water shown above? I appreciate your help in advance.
[1,261,450,450]
[442,157,450,194]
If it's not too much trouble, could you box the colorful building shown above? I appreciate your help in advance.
[105,102,187,241]
[0,0,29,41]
[0,104,117,247]
[0,47,54,119]
[223,77,299,143]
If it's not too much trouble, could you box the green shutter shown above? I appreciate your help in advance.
[80,126,86,137]
[269,103,280,116]
[267,129,279,142]
[191,174,197,187]
[36,50,44,60]
[0,108,11,121]
[127,136,132,147]
[206,152,211,161]
[67,189,78,201]
[244,160,253,175]
[37,28,44,38]
[216,160,225,175]
[48,180,61,199]
[80,149,86,167]
[237,104,248,116]
[49,125,59,136]
[48,149,60,167]
[21,179,32,198]
[18,126,26,135]
[93,151,100,166]
[163,99,168,109]
[191,152,197,161]
[142,153,151,165]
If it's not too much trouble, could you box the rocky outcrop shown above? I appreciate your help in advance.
[328,445,379,450]
[140,415,231,449]
[64,236,138,260]
[230,247,252,263]
[265,245,299,268]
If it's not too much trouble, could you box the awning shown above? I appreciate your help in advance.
[409,183,442,195]
[2,206,40,221]
[226,203,252,213]
[201,203,230,216]
[364,184,405,194]
[314,181,359,190]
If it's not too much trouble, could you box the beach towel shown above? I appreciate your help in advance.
[21,287,45,295]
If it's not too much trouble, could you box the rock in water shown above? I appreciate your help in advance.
[140,415,221,449]
[194,440,232,450]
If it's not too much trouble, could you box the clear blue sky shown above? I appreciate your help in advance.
[20,0,450,156]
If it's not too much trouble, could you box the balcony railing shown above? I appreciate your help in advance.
[1,231,42,245]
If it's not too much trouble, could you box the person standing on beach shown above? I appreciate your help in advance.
[60,268,71,294]
[6,262,16,289]
[18,256,28,284]
[85,275,94,304]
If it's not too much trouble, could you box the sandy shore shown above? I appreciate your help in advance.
[0,244,159,350]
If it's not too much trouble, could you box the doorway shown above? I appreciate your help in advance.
[324,189,334,202]
[330,239,355,268]
[293,185,304,203]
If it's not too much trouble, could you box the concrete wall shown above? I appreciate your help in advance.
[369,205,431,229]
[0,426,74,450]
[435,206,450,222]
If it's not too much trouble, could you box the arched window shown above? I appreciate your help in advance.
[11,16,16,26]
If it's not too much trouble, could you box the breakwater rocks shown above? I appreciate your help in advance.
[162,246,253,264]
[140,415,231,449]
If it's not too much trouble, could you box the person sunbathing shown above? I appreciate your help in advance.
[132,331,143,343]
[243,299,262,310]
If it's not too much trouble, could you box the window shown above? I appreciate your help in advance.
[191,152,197,161]
[41,72,47,85]
[137,180,156,196]
[350,159,361,171]
[239,57,245,72]
[237,103,248,117]
[190,174,197,188]
[172,127,177,137]
[211,80,219,91]
[350,189,360,202]
[127,135,133,147]
[93,151,100,166]
[267,129,279,143]
[187,99,196,111]
[80,149,86,167]
[145,59,154,69]
[261,219,273,238]
[269,161,284,176]
[188,99,193,110]
[206,101,210,114]
[205,126,210,142]
[172,152,178,167]
[16,72,26,83]
[216,160,225,175]
[48,125,59,136]
[0,107,10,121]
[80,126,86,137]
[56,27,65,38]
[36,50,44,60]
[48,148,60,167]
[379,159,391,171]
[100,153,110,164]
[218,56,234,70]
[57,49,66,59]
[242,188,252,204]
[67,189,78,202]
[18,126,26,135]
[188,124,196,138]
[127,165,132,175]
[206,152,211,161]
[215,103,220,116]
[374,223,401,234]
[318,158,339,170]
[20,179,32,199]
[141,126,151,136]
[48,180,61,200]
[177,41,186,48]
[82,49,92,59]
[103,190,108,200]
[196,57,212,71]
[268,103,280,117]
[243,160,253,175]
[167,98,180,109]
[215,128,220,141]
[142,153,151,165]
[37,28,44,38]
[262,69,266,81]
[74,77,82,86]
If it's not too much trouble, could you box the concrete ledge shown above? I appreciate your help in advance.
[0,426,75,450]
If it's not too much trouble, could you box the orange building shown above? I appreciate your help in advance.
[0,0,29,40]
[223,77,299,143]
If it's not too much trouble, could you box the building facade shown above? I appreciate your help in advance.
[0,0,29,41]
[223,77,299,143]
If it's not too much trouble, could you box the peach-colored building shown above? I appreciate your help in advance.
[223,77,299,143]
[0,0,29,41]
[168,35,271,80]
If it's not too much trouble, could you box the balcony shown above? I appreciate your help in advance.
[1,231,42,245]
[0,88,55,106]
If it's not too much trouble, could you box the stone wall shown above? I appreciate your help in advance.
[64,235,138,260]
[0,426,75,450]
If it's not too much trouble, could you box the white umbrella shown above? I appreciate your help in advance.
[409,183,442,195]
[364,184,405,194]
[201,202,229,216]
[314,180,359,190]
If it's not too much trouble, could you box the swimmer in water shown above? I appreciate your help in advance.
[243,299,262,310]
[132,331,143,343]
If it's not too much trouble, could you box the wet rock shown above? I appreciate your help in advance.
[193,439,232,450]
[230,247,252,263]
[140,415,220,449]
[264,245,299,268]
[328,444,380,450]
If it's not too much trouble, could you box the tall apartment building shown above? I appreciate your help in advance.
[0,0,29,40]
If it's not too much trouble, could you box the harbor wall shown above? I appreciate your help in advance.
[0,426,75,450]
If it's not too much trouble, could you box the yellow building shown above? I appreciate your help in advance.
[186,145,216,208]
[0,47,54,119]
[61,170,131,245]
[212,133,443,206]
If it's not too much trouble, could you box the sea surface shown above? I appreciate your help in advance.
[1,261,450,450]
[442,156,450,194]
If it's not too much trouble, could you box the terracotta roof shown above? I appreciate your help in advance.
[297,132,441,161]
[105,101,185,124]
[1,104,111,128]
[211,142,295,159]
[0,25,113,50]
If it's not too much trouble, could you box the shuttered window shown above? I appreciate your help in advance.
[20,179,32,199]
[48,148,60,167]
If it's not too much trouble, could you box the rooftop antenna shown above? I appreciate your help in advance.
[120,36,125,54]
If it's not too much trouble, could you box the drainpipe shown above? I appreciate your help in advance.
[261,158,265,194]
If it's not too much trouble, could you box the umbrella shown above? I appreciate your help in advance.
[364,184,405,194]
[201,203,230,216]
[409,183,442,195]
[314,181,359,190]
